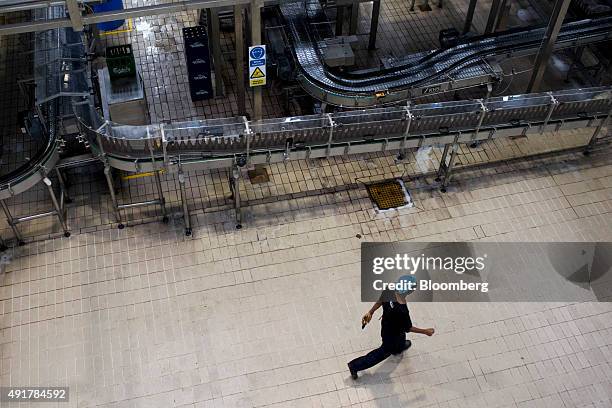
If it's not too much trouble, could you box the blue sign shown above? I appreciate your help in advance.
[249,46,265,60]
[250,60,265,67]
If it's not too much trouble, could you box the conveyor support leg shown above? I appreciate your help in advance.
[178,171,191,236]
[585,109,612,155]
[103,164,124,229]
[1,200,24,245]
[154,170,168,223]
[349,2,359,35]
[43,177,70,237]
[55,168,71,204]
[231,166,242,229]
[369,0,381,50]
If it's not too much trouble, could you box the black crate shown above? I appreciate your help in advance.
[183,26,214,101]
[106,44,137,80]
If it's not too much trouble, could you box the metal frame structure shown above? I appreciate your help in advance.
[280,0,612,107]
[2,2,612,243]
[71,86,612,234]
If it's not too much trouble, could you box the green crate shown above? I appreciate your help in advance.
[106,44,136,80]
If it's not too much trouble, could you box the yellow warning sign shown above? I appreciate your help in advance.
[250,67,265,79]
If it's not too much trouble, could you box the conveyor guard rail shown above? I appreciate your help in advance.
[73,87,612,172]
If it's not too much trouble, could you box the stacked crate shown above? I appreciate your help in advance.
[183,26,214,101]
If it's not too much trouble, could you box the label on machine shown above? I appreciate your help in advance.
[249,45,267,87]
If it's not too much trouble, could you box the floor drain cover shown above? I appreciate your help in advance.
[366,179,413,211]
[248,166,270,184]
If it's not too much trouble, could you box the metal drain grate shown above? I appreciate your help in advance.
[366,179,411,210]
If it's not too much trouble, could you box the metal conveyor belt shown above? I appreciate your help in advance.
[279,0,612,107]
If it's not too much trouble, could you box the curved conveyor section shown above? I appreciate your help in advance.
[279,0,612,107]
[0,8,85,201]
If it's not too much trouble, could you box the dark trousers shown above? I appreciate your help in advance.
[348,335,410,373]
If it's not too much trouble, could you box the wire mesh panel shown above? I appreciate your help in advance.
[551,88,612,120]
[164,118,246,153]
[410,101,482,134]
[482,94,555,127]
[249,115,329,149]
[333,108,406,141]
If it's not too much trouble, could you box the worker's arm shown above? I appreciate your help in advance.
[362,301,382,326]
[408,326,435,336]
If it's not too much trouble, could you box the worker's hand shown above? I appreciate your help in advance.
[362,312,373,327]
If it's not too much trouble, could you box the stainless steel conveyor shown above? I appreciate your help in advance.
[279,0,612,106]
[1,6,612,241]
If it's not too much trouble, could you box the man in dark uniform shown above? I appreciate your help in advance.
[348,276,434,379]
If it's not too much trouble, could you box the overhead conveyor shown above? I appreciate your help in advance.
[279,0,612,106]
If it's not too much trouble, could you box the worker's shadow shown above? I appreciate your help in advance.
[345,353,426,406]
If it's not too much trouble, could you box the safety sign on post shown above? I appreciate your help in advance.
[249,45,267,87]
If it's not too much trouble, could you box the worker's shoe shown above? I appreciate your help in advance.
[392,339,412,355]
[348,363,358,380]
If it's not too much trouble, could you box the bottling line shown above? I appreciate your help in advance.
[0,0,611,244]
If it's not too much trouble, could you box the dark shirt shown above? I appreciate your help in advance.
[381,301,413,340]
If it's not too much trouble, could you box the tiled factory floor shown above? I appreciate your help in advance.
[1,134,611,408]
[1,0,612,407]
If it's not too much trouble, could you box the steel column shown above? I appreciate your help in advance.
[154,171,168,223]
[235,4,247,116]
[527,0,572,93]
[0,200,24,245]
[43,177,70,237]
[336,5,344,35]
[349,2,359,35]
[65,0,83,31]
[103,163,124,229]
[208,8,224,97]
[484,0,505,34]
[178,170,192,236]
[585,106,612,154]
[250,0,263,120]
[463,0,477,34]
[435,134,461,192]
[368,0,381,50]
[232,166,242,229]
[55,167,71,204]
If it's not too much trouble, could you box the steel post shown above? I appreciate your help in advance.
[484,0,505,34]
[585,106,612,154]
[436,143,451,181]
[527,0,572,93]
[441,142,460,192]
[235,4,247,116]
[399,104,412,160]
[209,7,224,97]
[55,167,71,204]
[336,5,344,35]
[232,166,242,229]
[250,0,263,120]
[368,0,381,50]
[65,0,83,31]
[349,2,359,35]
[0,200,23,245]
[43,177,70,237]
[463,0,477,34]
[103,163,124,228]
[154,171,168,223]
[178,170,192,236]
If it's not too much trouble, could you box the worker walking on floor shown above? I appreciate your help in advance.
[348,275,435,379]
